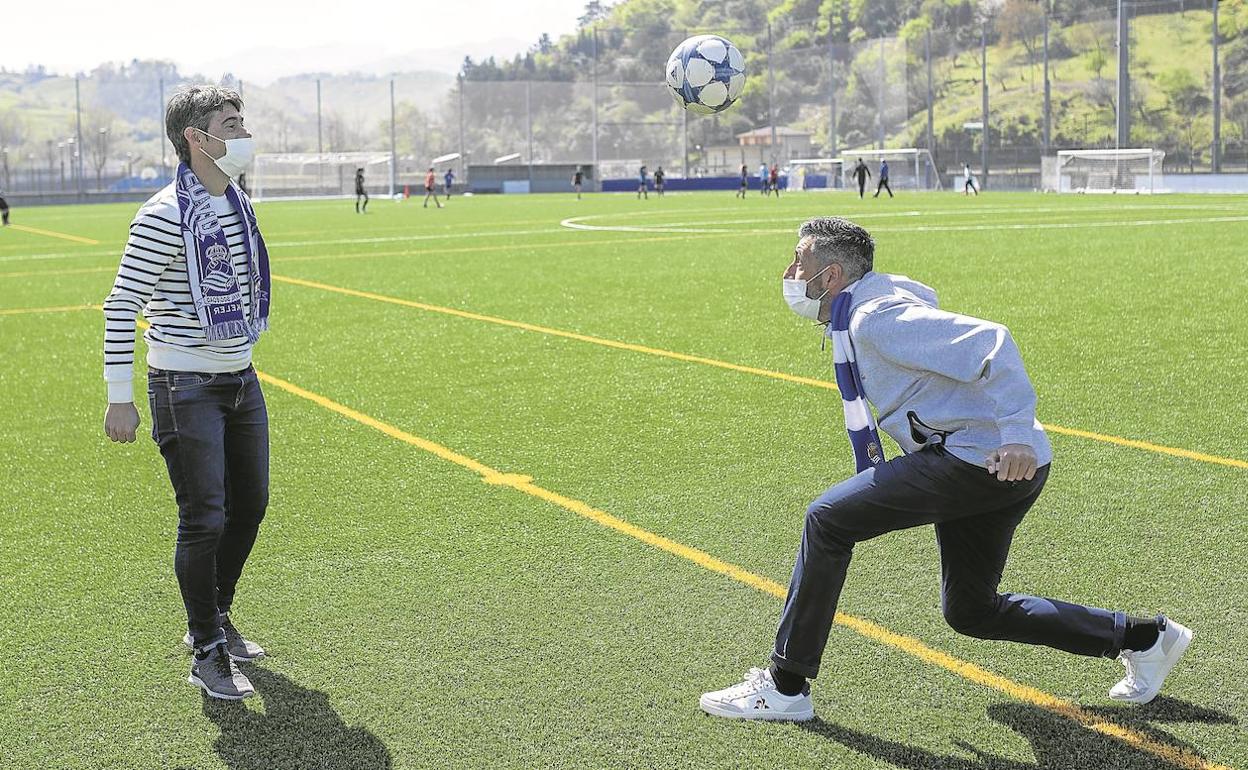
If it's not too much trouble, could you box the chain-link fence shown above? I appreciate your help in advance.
[1,1,1242,197]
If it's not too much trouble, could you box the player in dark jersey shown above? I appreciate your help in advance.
[769,163,780,199]
[654,166,665,197]
[355,168,369,213]
[737,165,748,199]
[572,167,584,199]
[0,187,9,226]
[852,158,871,199]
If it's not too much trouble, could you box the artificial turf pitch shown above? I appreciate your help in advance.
[0,191,1244,770]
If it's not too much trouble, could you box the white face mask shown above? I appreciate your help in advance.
[782,264,832,321]
[197,129,255,179]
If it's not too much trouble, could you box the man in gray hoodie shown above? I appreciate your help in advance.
[700,217,1192,722]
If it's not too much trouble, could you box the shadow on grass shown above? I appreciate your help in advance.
[800,696,1237,770]
[201,664,392,770]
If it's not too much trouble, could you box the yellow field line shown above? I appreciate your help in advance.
[7,224,101,245]
[0,303,99,316]
[272,274,836,390]
[254,368,1233,770]
[272,274,1248,471]
[0,266,115,279]
[0,233,722,277]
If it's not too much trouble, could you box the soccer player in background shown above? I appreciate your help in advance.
[572,167,584,199]
[769,163,780,198]
[700,216,1193,721]
[443,168,455,202]
[637,165,649,199]
[102,86,273,701]
[964,162,979,196]
[852,158,870,199]
[0,186,9,225]
[874,158,894,198]
[737,164,748,199]
[759,162,769,195]
[423,167,442,209]
[654,166,665,197]
[355,167,369,213]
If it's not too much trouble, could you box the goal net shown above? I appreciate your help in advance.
[251,152,394,201]
[1046,149,1165,194]
[787,159,844,191]
[839,149,942,191]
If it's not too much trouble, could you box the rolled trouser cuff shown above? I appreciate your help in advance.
[771,649,820,680]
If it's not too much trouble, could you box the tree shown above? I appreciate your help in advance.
[996,0,1046,91]
[81,110,115,190]
[1159,67,1212,170]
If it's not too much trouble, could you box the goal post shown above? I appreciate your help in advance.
[1046,149,1165,194]
[786,159,844,191]
[838,148,942,191]
[252,152,394,201]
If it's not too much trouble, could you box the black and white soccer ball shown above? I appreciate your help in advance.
[665,35,746,115]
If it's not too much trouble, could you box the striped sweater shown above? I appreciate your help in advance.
[102,184,259,403]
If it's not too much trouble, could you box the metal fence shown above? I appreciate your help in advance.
[1,0,1242,196]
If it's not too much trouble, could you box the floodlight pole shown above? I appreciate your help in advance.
[158,77,166,181]
[682,105,688,177]
[877,37,886,149]
[316,79,323,193]
[980,25,989,191]
[828,37,838,159]
[74,77,84,198]
[389,78,397,197]
[1212,0,1221,173]
[592,27,600,191]
[925,27,933,184]
[526,79,533,190]
[458,75,467,188]
[1043,7,1051,151]
[1116,0,1130,150]
[767,22,777,160]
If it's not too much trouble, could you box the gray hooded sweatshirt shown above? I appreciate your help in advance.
[829,271,1052,467]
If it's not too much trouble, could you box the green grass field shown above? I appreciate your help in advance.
[1,190,1245,770]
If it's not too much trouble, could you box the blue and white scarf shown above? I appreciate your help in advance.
[828,287,885,472]
[175,163,270,343]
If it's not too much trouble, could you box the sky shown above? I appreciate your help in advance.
[7,0,591,83]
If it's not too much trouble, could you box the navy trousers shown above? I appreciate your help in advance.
[148,366,269,649]
[772,444,1125,679]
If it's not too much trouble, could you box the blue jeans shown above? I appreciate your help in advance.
[772,444,1125,679]
[148,366,269,649]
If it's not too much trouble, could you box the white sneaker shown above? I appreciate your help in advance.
[1110,617,1193,704]
[699,667,815,722]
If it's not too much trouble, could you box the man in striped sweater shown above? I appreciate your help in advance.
[103,86,270,700]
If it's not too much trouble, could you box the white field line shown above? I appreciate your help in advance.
[560,214,1248,235]
[0,226,578,264]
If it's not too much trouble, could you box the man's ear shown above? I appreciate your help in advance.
[826,262,843,288]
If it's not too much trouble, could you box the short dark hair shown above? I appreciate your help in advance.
[798,217,874,281]
[165,85,243,166]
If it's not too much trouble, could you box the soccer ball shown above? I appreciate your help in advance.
[665,35,746,115]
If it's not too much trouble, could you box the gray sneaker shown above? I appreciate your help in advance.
[183,614,266,662]
[188,642,254,700]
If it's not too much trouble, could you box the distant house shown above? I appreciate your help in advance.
[702,127,814,175]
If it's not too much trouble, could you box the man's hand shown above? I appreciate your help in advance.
[104,402,141,443]
[985,443,1037,482]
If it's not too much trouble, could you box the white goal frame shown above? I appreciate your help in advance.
[252,152,394,201]
[839,148,942,191]
[1048,149,1166,194]
[787,159,845,191]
